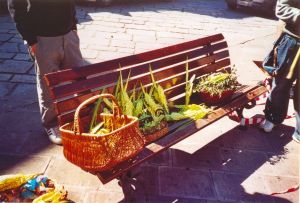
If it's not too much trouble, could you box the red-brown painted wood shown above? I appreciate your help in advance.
[45,34,225,86]
[96,85,267,184]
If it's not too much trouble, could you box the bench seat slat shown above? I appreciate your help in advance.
[96,85,267,184]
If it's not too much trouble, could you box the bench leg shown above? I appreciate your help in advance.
[228,100,259,130]
[117,168,141,187]
[235,107,248,131]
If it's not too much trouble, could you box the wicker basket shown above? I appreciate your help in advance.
[59,94,145,172]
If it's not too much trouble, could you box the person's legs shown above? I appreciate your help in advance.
[261,34,298,132]
[35,35,64,144]
[262,74,294,129]
[62,30,83,68]
[292,60,300,143]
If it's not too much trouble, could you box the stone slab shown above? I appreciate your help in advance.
[0,73,12,81]
[0,33,13,42]
[0,110,41,134]
[159,167,216,200]
[219,148,269,174]
[13,53,31,61]
[11,74,35,83]
[0,52,15,59]
[45,157,102,188]
[0,60,32,73]
[263,176,299,203]
[0,82,15,97]
[0,154,51,174]
[0,42,18,53]
[172,146,222,170]
[9,83,37,101]
[212,171,273,202]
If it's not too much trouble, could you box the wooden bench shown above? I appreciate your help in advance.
[44,33,267,184]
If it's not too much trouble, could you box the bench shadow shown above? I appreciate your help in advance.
[116,122,297,202]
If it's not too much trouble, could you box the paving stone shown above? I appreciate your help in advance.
[172,146,222,170]
[9,83,37,101]
[219,148,269,174]
[0,42,18,53]
[212,171,273,202]
[0,52,15,59]
[0,33,13,42]
[263,176,299,203]
[0,82,15,96]
[86,25,125,33]
[0,60,32,73]
[18,43,28,53]
[63,186,87,203]
[114,165,159,197]
[133,34,156,42]
[87,41,111,50]
[117,47,134,54]
[265,153,299,178]
[0,110,41,134]
[159,167,216,200]
[146,196,207,203]
[28,67,36,74]
[126,29,156,36]
[110,33,132,41]
[111,39,135,49]
[144,149,171,166]
[0,130,28,154]
[92,21,124,28]
[17,128,63,157]
[266,125,300,155]
[11,74,35,83]
[81,49,99,59]
[215,124,274,152]
[45,157,102,187]
[0,73,12,81]
[0,95,39,113]
[0,154,51,174]
[8,37,24,43]
[0,23,15,30]
[83,191,127,203]
[13,53,31,61]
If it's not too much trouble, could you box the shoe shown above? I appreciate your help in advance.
[45,127,62,145]
[260,119,276,133]
[292,130,300,143]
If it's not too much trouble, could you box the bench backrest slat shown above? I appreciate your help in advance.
[44,33,230,126]
[45,34,224,86]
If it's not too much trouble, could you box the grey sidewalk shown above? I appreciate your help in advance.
[0,0,299,202]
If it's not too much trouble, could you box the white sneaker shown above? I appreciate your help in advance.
[260,119,276,133]
[45,127,62,145]
[292,130,300,143]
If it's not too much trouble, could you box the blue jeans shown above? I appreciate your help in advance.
[263,33,299,126]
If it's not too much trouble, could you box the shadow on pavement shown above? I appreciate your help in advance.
[115,123,296,202]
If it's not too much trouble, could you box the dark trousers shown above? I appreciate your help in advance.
[263,33,299,125]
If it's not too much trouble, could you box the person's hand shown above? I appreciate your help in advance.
[29,44,37,57]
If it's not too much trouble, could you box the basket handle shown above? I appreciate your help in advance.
[74,94,123,135]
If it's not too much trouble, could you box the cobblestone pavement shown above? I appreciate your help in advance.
[0,0,299,202]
